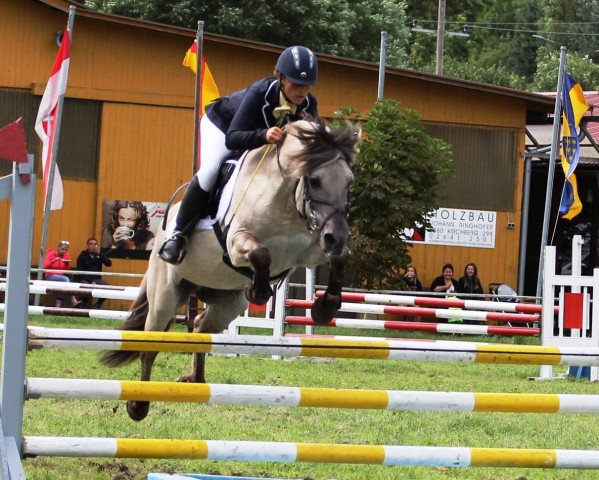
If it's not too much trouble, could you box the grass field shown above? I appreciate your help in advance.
[5,315,599,480]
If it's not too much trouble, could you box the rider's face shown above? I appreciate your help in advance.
[280,78,311,106]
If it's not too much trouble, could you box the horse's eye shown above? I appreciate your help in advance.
[308,177,321,189]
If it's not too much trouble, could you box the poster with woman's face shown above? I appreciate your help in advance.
[101,200,166,259]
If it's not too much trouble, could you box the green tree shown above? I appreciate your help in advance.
[336,100,453,290]
[85,0,410,66]
[532,51,599,91]
[532,0,599,90]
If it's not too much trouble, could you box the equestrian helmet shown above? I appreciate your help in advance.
[275,46,318,86]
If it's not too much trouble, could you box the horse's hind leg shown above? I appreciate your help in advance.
[126,350,159,421]
[178,289,247,383]
[127,268,193,421]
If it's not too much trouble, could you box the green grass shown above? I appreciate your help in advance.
[6,315,599,479]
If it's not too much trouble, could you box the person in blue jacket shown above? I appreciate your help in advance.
[159,45,319,264]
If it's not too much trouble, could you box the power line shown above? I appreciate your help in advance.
[415,19,599,27]
[474,25,599,36]
[411,20,599,37]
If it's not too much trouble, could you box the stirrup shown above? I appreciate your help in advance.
[158,232,188,265]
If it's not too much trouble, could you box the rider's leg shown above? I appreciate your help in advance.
[158,115,231,265]
[158,176,209,264]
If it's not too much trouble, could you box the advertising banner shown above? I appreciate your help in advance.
[101,200,167,259]
[404,207,496,249]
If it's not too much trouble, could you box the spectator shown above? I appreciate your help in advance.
[42,240,81,308]
[430,263,458,296]
[76,237,112,309]
[102,200,155,251]
[403,265,423,292]
[456,262,484,300]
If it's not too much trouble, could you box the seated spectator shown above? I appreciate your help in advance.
[42,240,81,308]
[403,265,423,292]
[76,237,112,309]
[456,262,484,300]
[430,263,458,296]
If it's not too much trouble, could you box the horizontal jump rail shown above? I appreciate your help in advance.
[285,316,540,337]
[287,300,539,324]
[316,290,552,314]
[22,437,599,469]
[26,327,599,366]
[25,378,599,414]
[0,304,186,323]
[0,283,138,301]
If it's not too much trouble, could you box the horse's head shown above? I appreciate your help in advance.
[282,118,359,259]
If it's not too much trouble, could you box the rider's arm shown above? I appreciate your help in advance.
[225,81,273,151]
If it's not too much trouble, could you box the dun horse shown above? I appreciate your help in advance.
[101,118,359,421]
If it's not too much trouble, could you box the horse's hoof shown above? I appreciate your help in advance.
[127,400,150,421]
[311,295,340,325]
[245,286,273,305]
[178,374,204,383]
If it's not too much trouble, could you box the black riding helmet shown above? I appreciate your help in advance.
[275,46,318,86]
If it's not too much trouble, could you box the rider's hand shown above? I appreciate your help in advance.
[265,126,284,144]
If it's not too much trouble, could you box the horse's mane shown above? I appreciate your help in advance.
[286,117,359,177]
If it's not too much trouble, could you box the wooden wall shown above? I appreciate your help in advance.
[0,0,542,295]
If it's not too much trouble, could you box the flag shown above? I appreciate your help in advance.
[183,40,220,114]
[0,118,27,164]
[559,73,589,220]
[35,28,71,211]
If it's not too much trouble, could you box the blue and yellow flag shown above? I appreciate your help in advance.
[559,73,589,220]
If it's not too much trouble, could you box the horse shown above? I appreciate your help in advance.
[100,117,359,421]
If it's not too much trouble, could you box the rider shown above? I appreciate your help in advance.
[159,45,319,264]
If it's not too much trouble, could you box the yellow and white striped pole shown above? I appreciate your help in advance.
[27,327,599,366]
[23,437,599,468]
[25,378,599,414]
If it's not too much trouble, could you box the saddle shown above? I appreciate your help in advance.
[207,152,243,218]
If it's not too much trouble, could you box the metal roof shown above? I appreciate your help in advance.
[36,0,555,121]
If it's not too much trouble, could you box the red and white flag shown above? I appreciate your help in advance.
[35,29,71,210]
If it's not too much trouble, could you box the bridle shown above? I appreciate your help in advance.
[276,149,351,234]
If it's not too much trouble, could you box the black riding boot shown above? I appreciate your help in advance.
[158,177,210,265]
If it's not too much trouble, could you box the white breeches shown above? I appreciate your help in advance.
[196,115,233,191]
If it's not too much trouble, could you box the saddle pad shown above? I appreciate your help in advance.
[165,151,248,235]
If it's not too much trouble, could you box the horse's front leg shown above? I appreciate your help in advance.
[312,250,350,325]
[230,231,273,305]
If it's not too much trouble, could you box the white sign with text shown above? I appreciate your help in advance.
[405,207,497,249]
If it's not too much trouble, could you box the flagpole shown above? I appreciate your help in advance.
[536,45,566,300]
[192,20,204,175]
[35,5,76,304]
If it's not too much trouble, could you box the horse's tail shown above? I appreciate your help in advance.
[100,279,149,367]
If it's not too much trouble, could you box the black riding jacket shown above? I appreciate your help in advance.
[206,77,318,151]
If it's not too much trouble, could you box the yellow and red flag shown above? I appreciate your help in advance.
[183,41,219,114]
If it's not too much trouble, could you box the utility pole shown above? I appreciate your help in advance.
[436,0,446,75]
[411,0,468,75]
